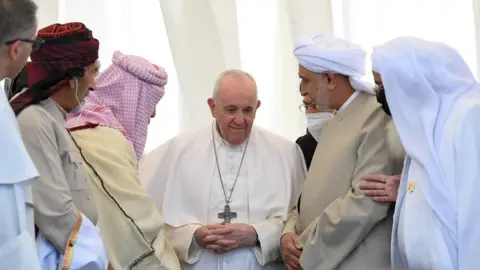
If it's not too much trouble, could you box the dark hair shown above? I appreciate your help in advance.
[11,67,84,116]
[0,0,38,45]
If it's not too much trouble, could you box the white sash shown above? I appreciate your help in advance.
[0,184,41,269]
[36,212,108,270]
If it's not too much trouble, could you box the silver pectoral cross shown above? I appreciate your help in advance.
[218,204,237,223]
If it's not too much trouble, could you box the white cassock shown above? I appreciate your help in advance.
[372,37,480,269]
[139,124,306,270]
[0,85,40,269]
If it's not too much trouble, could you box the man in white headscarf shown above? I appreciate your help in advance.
[372,37,480,270]
[280,34,396,270]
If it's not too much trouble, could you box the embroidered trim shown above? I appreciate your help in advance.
[68,122,130,140]
[61,211,83,270]
[68,122,99,132]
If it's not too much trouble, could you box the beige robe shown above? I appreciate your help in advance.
[283,92,396,270]
[70,126,180,270]
[16,98,97,253]
[385,119,406,174]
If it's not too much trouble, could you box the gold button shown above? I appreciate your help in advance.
[408,181,416,193]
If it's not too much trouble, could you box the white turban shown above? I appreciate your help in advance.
[372,37,479,246]
[294,33,374,94]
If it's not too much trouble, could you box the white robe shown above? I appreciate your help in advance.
[392,91,480,269]
[139,124,306,270]
[0,86,40,270]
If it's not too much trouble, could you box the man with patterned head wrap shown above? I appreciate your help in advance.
[66,51,180,270]
[372,37,480,270]
[280,34,396,270]
[10,22,108,269]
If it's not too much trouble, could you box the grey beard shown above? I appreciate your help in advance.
[386,119,406,165]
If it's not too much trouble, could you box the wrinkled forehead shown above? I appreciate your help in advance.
[216,77,257,106]
[298,65,315,78]
[217,93,257,108]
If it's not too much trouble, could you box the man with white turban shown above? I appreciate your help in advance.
[280,34,397,270]
[372,37,480,270]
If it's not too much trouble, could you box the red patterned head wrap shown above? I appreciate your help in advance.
[10,22,100,115]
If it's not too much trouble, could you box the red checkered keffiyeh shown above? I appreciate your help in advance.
[10,22,99,115]
[66,51,168,160]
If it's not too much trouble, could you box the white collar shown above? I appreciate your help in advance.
[40,98,66,124]
[9,87,29,102]
[338,91,359,113]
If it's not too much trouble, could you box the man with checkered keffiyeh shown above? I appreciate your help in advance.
[66,51,180,270]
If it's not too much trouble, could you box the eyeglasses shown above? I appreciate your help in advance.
[5,37,45,51]
[299,103,314,112]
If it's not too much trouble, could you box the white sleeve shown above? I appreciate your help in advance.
[252,217,284,265]
[0,90,38,184]
[0,182,41,270]
[164,224,203,264]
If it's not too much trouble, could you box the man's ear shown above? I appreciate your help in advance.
[323,73,337,90]
[207,97,216,117]
[256,100,261,109]
[207,97,215,108]
[67,79,76,90]
[7,41,21,61]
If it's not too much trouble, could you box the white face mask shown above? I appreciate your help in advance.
[306,112,334,141]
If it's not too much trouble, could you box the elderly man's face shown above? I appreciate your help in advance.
[208,75,260,145]
[373,71,391,116]
[65,61,100,111]
[298,65,336,110]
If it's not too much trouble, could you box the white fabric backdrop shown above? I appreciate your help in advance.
[334,0,477,80]
[29,0,479,154]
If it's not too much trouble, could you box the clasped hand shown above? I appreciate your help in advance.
[280,233,303,270]
[195,223,257,254]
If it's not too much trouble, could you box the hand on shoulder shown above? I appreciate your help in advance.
[360,174,401,202]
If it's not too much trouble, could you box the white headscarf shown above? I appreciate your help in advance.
[294,33,374,93]
[371,37,479,244]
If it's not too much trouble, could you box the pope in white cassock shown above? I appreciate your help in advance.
[139,69,306,270]
[372,37,480,269]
